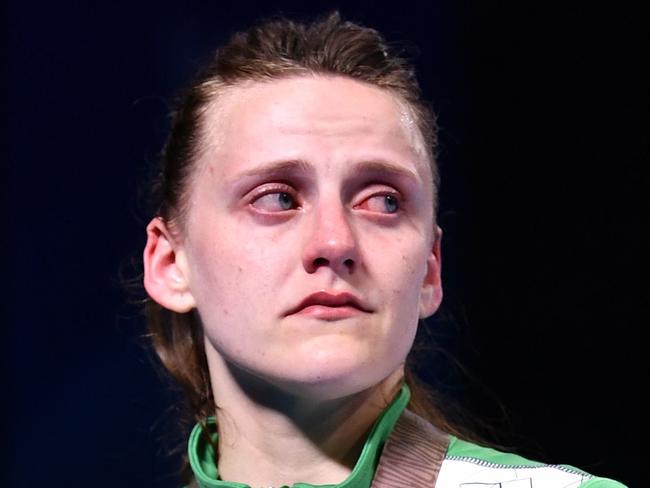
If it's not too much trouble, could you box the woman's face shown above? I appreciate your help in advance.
[155,76,442,399]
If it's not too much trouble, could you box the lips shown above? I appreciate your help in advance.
[285,291,372,317]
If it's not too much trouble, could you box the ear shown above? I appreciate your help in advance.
[143,217,196,313]
[419,226,443,318]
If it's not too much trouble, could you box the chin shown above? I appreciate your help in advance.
[283,337,407,397]
[267,352,401,402]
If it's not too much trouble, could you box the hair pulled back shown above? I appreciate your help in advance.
[145,12,452,470]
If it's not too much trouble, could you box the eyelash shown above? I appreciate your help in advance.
[354,191,402,214]
[248,184,300,213]
[246,184,403,215]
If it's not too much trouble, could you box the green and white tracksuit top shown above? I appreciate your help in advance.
[187,385,627,488]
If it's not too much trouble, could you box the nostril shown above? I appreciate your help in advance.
[313,257,329,268]
[343,258,355,269]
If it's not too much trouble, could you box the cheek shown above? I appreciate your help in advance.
[379,237,428,294]
[186,226,290,319]
[381,243,429,327]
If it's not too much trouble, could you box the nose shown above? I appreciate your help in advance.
[302,199,359,275]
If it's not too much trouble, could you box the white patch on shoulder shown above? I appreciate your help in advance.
[435,459,590,488]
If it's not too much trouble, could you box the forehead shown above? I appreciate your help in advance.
[197,75,431,182]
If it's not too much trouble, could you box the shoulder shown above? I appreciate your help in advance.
[436,435,627,488]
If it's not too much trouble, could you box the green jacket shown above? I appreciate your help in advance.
[187,386,627,488]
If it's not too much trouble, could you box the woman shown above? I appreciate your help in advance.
[142,12,625,488]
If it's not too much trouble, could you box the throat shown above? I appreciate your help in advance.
[214,388,398,487]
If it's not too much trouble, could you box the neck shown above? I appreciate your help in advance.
[205,349,404,487]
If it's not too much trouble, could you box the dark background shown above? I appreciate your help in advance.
[2,1,645,487]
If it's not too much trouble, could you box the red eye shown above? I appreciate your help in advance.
[357,194,400,214]
[251,191,298,212]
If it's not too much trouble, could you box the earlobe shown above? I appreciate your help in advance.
[419,226,443,318]
[143,217,196,313]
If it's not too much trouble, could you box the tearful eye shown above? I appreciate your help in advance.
[358,194,400,214]
[251,191,298,212]
[383,195,399,213]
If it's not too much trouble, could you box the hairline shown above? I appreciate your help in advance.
[169,72,438,233]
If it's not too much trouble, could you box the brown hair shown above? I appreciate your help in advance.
[145,11,468,479]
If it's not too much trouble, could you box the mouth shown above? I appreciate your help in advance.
[285,291,372,320]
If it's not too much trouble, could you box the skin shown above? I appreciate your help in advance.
[143,75,443,486]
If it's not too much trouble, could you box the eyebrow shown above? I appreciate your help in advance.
[228,158,420,184]
[228,159,314,183]
[351,160,419,183]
